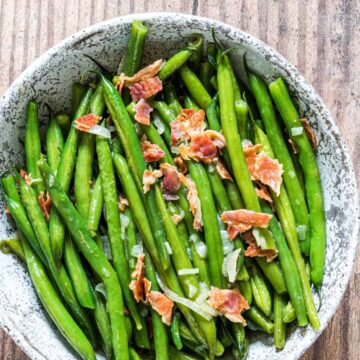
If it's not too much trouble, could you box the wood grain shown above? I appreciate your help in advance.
[0,0,359,359]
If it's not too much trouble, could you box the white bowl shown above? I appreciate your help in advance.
[0,13,358,360]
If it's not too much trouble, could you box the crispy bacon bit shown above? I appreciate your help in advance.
[129,77,163,102]
[20,169,33,186]
[243,232,277,262]
[253,152,283,196]
[147,291,174,326]
[288,139,298,154]
[141,138,165,163]
[75,114,102,132]
[207,288,249,325]
[129,255,146,303]
[159,163,180,200]
[174,156,187,174]
[179,174,203,231]
[118,195,129,212]
[255,183,273,204]
[143,278,152,303]
[38,191,51,222]
[301,118,317,151]
[116,59,164,94]
[170,109,206,146]
[171,213,184,225]
[216,160,233,181]
[243,144,262,177]
[134,99,153,125]
[142,169,163,193]
[221,209,272,240]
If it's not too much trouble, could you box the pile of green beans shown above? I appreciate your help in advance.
[0,20,326,360]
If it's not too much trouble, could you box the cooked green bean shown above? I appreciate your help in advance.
[0,239,25,261]
[46,114,64,173]
[274,293,286,349]
[55,113,71,136]
[282,301,297,323]
[245,306,274,334]
[158,49,194,81]
[87,175,103,237]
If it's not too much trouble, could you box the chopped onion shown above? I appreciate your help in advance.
[95,283,107,299]
[222,248,242,283]
[208,164,216,174]
[296,224,307,241]
[187,247,193,261]
[130,244,144,257]
[242,139,253,148]
[188,284,198,298]
[108,126,116,133]
[189,234,208,258]
[87,125,111,139]
[252,228,267,249]
[291,127,303,136]
[100,235,112,260]
[178,268,199,276]
[171,146,179,154]
[220,230,234,255]
[164,242,173,255]
[197,282,210,303]
[153,117,165,134]
[49,174,55,187]
[120,213,129,238]
[156,274,215,321]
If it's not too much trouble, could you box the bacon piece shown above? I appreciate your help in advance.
[171,213,184,225]
[221,209,272,240]
[159,163,180,200]
[116,59,164,94]
[243,144,262,178]
[255,183,273,204]
[179,174,203,230]
[141,138,165,163]
[170,109,206,145]
[207,288,249,325]
[142,169,163,193]
[243,232,277,262]
[129,255,146,303]
[301,118,317,150]
[253,152,283,196]
[288,139,298,154]
[129,77,163,102]
[75,114,102,132]
[174,156,187,174]
[143,278,152,303]
[216,160,233,181]
[38,191,51,222]
[147,291,174,326]
[118,195,129,212]
[20,169,33,186]
[134,99,153,125]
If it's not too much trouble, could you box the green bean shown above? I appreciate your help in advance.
[168,347,199,360]
[236,263,249,282]
[210,76,218,91]
[96,129,142,330]
[274,293,286,349]
[100,74,170,270]
[154,100,177,125]
[245,306,274,334]
[124,207,137,269]
[49,87,94,266]
[144,251,169,359]
[269,78,326,288]
[171,312,183,350]
[249,263,272,316]
[239,280,252,305]
[187,161,226,289]
[231,323,248,359]
[184,94,201,111]
[46,114,64,173]
[64,232,95,309]
[20,233,96,360]
[2,176,21,202]
[218,318,233,348]
[225,182,244,209]
[187,34,203,71]
[199,61,215,95]
[129,348,141,360]
[124,20,148,76]
[87,175,103,237]
[255,258,287,295]
[164,83,183,115]
[167,202,189,247]
[55,114,71,137]
[0,239,25,261]
[72,82,86,118]
[158,49,194,81]
[18,175,98,346]
[75,85,105,221]
[179,65,212,109]
[25,100,44,194]
[248,73,310,255]
[111,136,125,155]
[38,158,130,360]
[262,202,308,326]
[282,301,297,323]
[134,316,151,350]
[234,100,249,140]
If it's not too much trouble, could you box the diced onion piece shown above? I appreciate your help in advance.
[222,248,242,283]
[296,224,307,241]
[291,127,303,136]
[156,274,215,321]
[100,235,112,260]
[164,242,173,255]
[154,117,165,134]
[120,213,129,238]
[131,244,144,257]
[188,284,198,298]
[220,230,234,255]
[87,125,111,138]
[242,139,253,148]
[95,283,107,299]
[189,234,208,259]
[178,268,199,276]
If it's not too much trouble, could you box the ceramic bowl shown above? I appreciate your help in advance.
[0,13,358,360]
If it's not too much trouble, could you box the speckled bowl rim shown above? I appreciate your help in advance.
[0,12,358,360]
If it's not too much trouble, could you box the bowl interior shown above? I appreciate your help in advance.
[0,13,358,360]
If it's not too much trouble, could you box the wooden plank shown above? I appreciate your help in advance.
[0,0,358,359]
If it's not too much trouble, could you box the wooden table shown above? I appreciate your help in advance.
[0,0,358,359]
